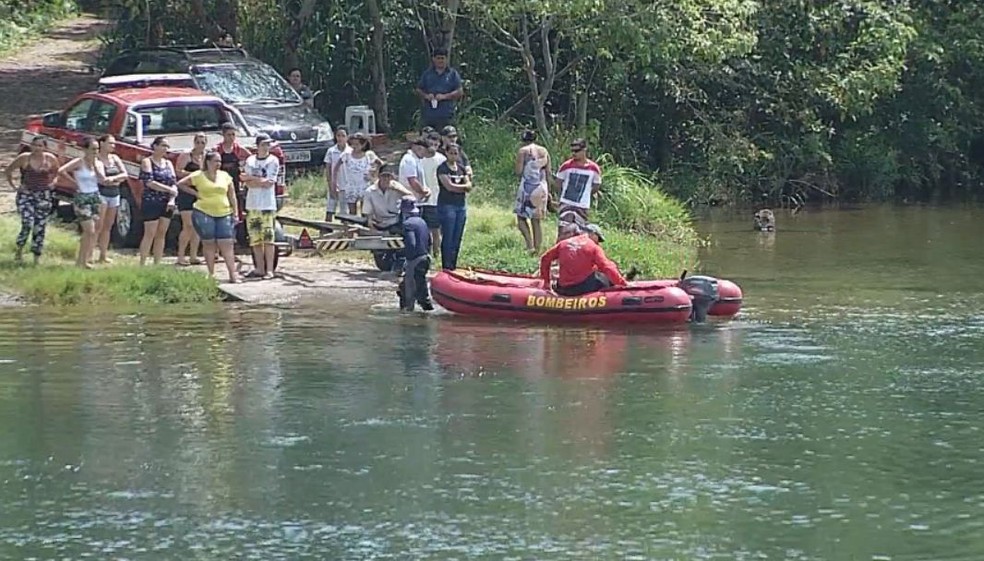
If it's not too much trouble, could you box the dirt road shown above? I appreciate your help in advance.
[0,15,109,212]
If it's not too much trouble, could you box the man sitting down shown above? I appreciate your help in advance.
[538,224,627,296]
[362,163,414,233]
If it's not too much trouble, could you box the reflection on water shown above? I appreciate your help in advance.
[2,205,984,559]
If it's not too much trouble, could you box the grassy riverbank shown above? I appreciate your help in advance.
[286,117,701,277]
[0,216,221,305]
[0,0,78,55]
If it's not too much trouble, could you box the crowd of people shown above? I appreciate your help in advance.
[5,123,278,284]
[4,47,631,306]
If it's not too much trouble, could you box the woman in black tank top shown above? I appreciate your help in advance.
[95,134,129,264]
[175,133,207,265]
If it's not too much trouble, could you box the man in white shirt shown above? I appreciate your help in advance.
[242,133,281,279]
[362,163,414,232]
[398,138,430,199]
[417,134,446,256]
[554,137,602,240]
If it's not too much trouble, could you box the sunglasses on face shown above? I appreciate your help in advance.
[571,146,585,152]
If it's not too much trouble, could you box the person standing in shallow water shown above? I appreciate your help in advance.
[5,136,59,265]
[397,196,434,312]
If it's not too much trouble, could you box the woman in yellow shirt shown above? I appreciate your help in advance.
[176,151,240,283]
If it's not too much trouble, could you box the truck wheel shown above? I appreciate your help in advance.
[373,250,394,271]
[55,199,75,222]
[111,186,144,248]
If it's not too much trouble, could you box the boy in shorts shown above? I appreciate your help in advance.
[242,133,281,279]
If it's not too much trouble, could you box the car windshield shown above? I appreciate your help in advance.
[190,63,301,105]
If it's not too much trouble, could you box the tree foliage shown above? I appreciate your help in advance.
[99,0,984,204]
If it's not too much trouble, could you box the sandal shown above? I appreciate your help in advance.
[244,270,264,279]
[189,259,202,265]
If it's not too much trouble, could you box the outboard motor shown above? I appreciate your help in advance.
[678,274,720,323]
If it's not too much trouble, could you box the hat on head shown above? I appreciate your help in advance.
[583,223,605,242]
[420,126,436,135]
[255,132,272,145]
[378,162,394,176]
[400,195,419,214]
[440,125,457,136]
[411,137,431,149]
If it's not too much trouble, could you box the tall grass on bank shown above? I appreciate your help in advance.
[0,0,77,55]
[0,262,222,305]
[457,205,694,278]
[0,216,221,305]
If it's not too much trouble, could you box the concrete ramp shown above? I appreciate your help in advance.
[216,257,398,304]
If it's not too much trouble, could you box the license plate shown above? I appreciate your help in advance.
[285,150,311,163]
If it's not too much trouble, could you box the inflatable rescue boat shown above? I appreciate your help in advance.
[430,270,742,324]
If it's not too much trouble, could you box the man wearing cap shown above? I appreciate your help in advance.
[440,126,473,178]
[415,47,463,130]
[362,163,414,232]
[538,223,627,296]
[241,133,281,279]
[553,138,602,240]
[397,196,434,311]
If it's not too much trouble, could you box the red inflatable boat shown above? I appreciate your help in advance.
[430,270,742,324]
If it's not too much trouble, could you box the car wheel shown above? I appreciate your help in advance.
[373,250,395,272]
[112,186,144,248]
[55,199,75,222]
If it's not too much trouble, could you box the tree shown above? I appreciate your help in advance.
[365,0,391,131]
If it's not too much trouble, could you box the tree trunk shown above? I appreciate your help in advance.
[365,0,391,132]
[413,0,460,57]
[282,0,319,71]
[519,14,558,141]
[440,0,460,56]
[576,89,588,131]
[213,0,238,40]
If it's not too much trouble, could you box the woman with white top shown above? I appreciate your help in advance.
[331,131,382,215]
[57,136,110,269]
[514,129,551,254]
[322,125,350,221]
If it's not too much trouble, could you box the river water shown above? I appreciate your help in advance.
[2,205,983,560]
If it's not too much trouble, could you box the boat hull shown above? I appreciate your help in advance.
[431,270,742,324]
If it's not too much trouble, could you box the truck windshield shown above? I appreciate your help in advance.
[191,63,302,105]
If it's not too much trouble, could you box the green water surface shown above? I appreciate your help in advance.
[1,205,983,560]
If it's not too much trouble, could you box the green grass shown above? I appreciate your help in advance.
[0,0,78,55]
[282,117,703,276]
[0,213,79,260]
[456,204,694,278]
[0,215,221,306]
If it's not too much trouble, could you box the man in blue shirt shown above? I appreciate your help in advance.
[415,48,463,130]
[397,196,434,311]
